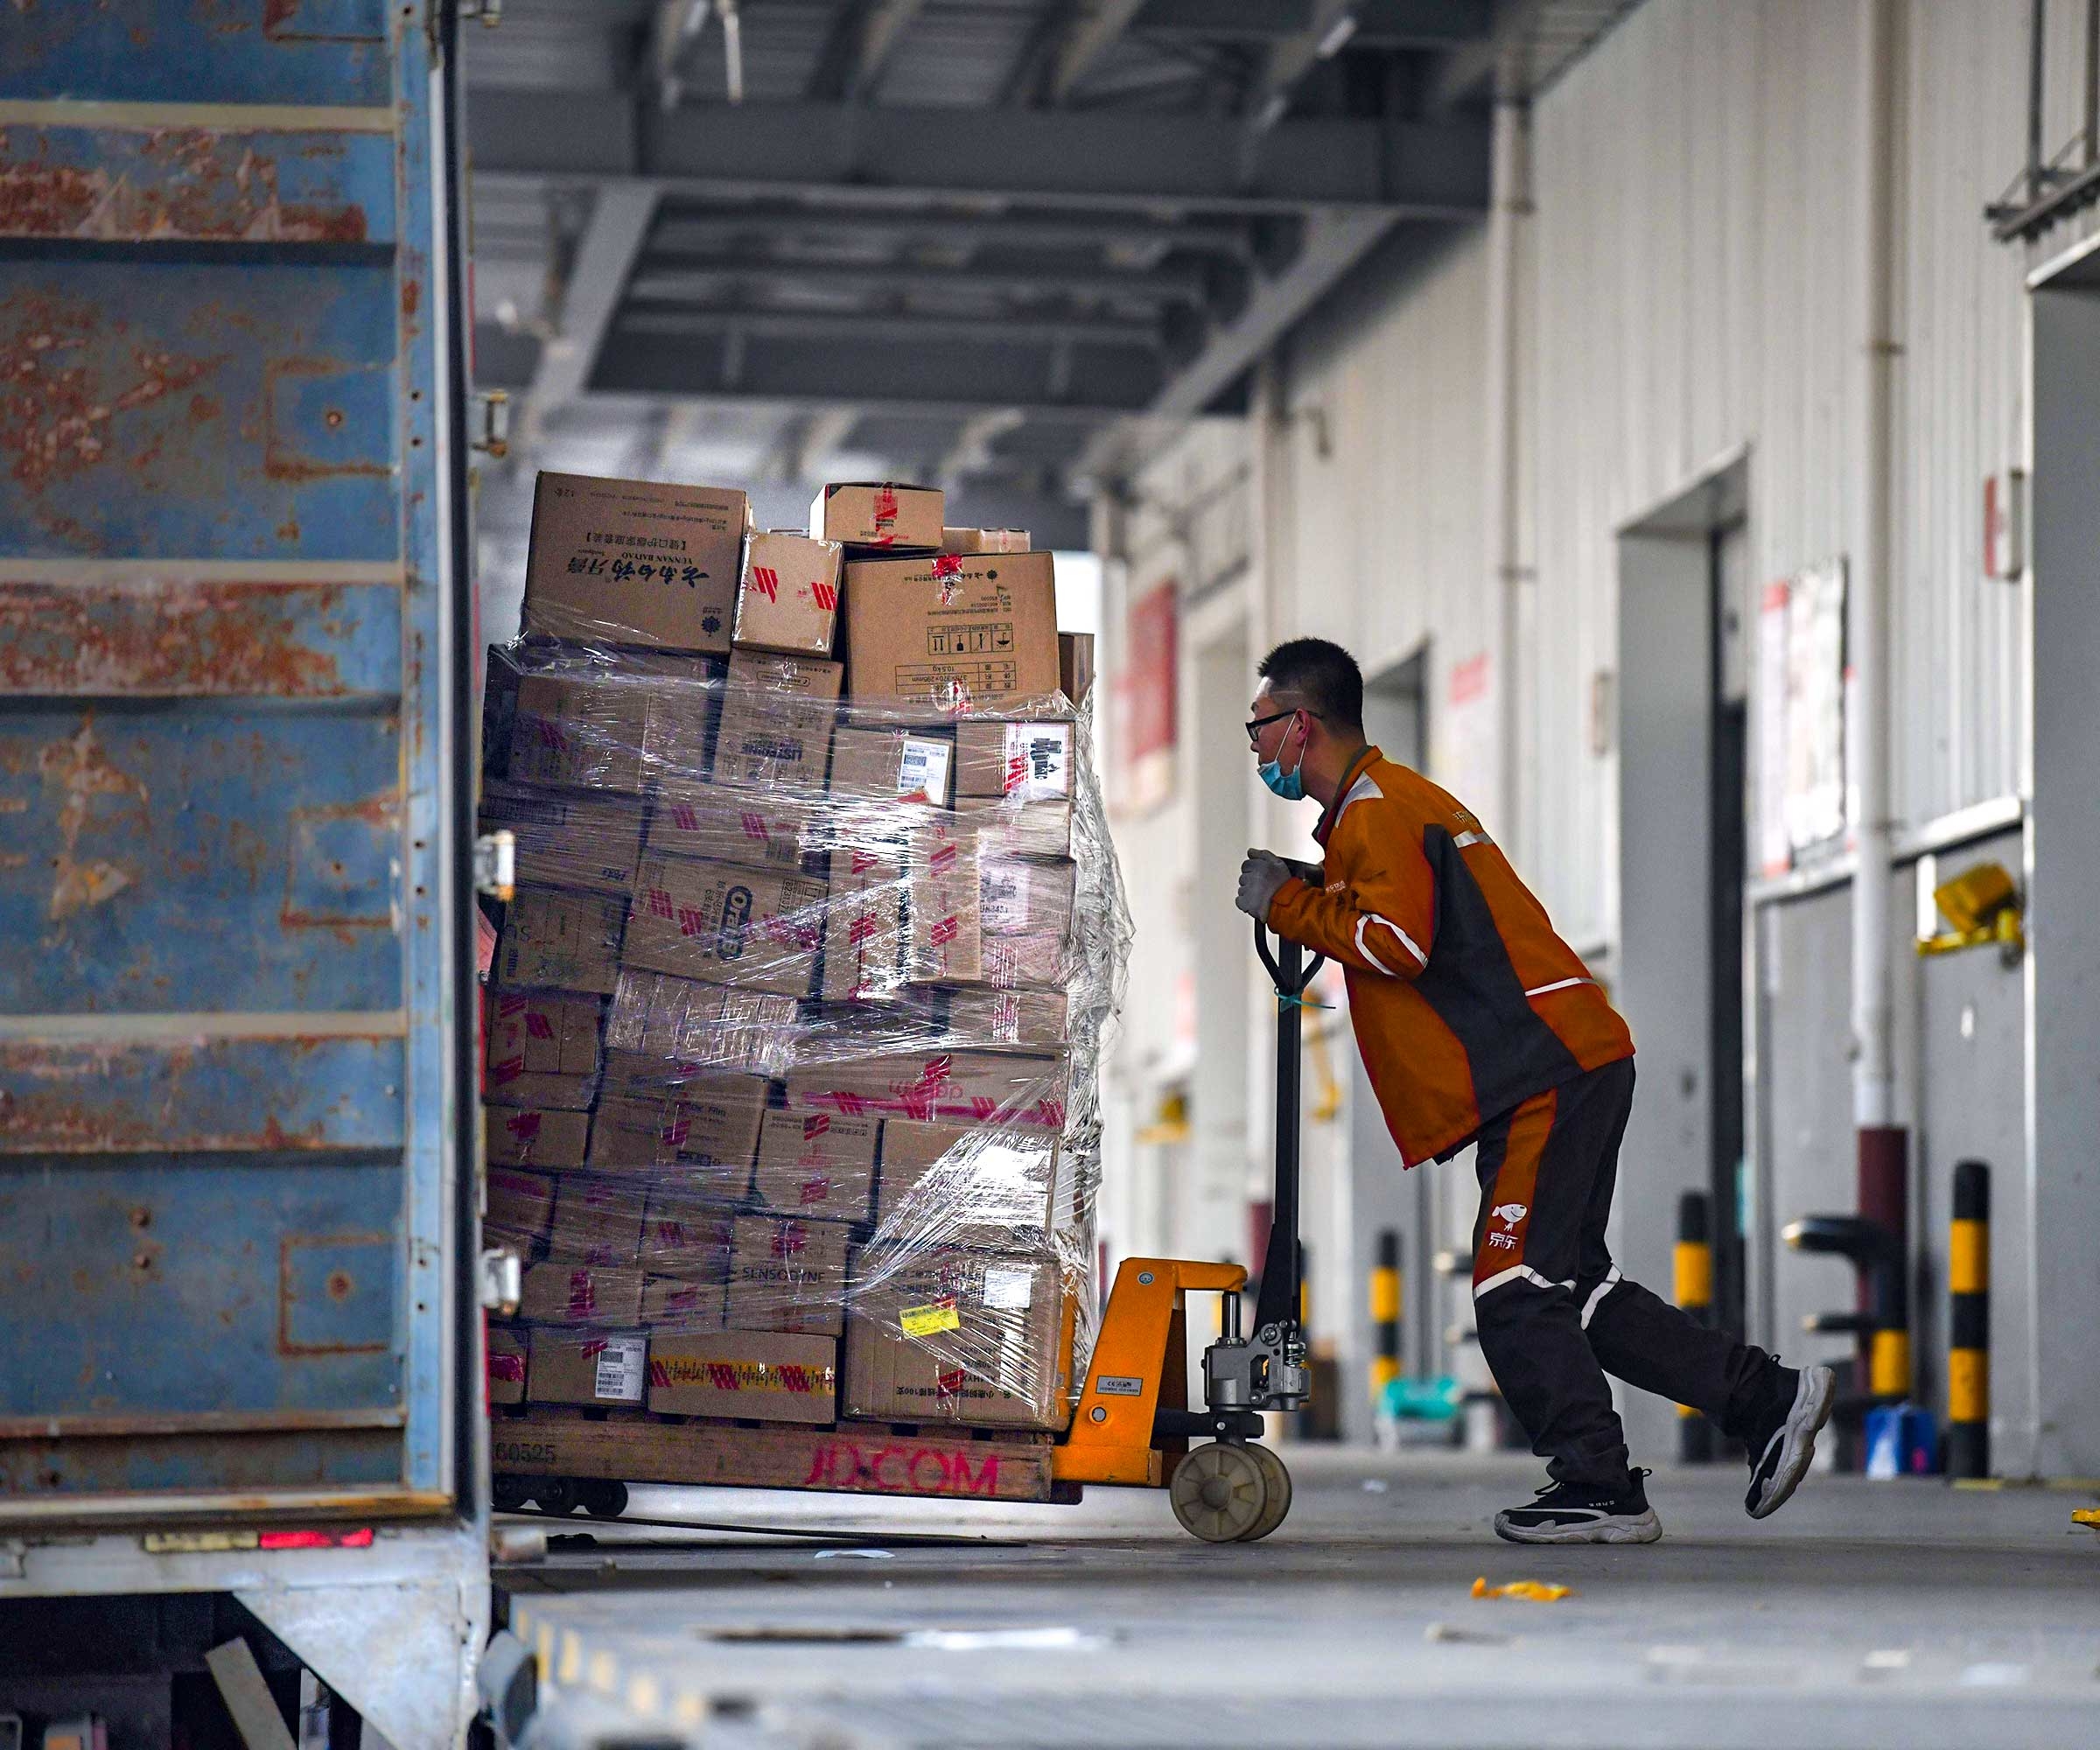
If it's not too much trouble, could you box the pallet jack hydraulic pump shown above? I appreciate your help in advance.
[1054,920,1324,1541]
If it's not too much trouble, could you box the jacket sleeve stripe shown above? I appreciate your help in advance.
[1361,912,1428,970]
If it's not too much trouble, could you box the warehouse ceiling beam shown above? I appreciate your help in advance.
[1043,0,1153,105]
[1137,0,1488,47]
[620,305,1166,350]
[592,325,1161,414]
[807,0,928,102]
[626,256,1214,308]
[648,207,1257,261]
[523,180,661,420]
[1429,0,1545,109]
[468,94,1491,215]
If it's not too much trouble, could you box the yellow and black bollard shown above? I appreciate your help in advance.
[1675,1191,1716,1462]
[1369,1229,1402,1410]
[1946,1160,1989,1478]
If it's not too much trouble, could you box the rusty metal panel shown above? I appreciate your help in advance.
[0,1158,403,1442]
[0,1034,403,1154]
[0,709,404,1015]
[0,125,394,246]
[0,1,462,1524]
[0,2,390,108]
[0,259,400,561]
[0,571,402,698]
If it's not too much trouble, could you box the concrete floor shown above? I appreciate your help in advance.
[500,1446,2100,1749]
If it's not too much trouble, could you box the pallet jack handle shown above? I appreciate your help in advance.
[1252,919,1325,1336]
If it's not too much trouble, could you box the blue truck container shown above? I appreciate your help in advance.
[0,4,487,1740]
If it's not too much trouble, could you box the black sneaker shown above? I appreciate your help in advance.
[1494,1467,1662,1544]
[1743,1363,1835,1520]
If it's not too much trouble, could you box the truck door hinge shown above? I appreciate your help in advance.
[479,1249,522,1315]
[472,388,511,455]
[474,830,515,902]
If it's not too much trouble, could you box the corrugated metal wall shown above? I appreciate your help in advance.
[1260,0,2045,952]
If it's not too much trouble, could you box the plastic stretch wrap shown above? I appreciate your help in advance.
[482,640,1129,1434]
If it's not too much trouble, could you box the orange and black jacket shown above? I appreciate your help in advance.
[1265,748,1634,1168]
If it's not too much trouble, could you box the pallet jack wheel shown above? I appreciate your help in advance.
[1238,1445,1292,1542]
[578,1479,629,1520]
[1169,1441,1271,1543]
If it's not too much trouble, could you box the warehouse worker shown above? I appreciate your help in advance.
[1236,638,1833,1544]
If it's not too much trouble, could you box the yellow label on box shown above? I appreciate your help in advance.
[900,1295,961,1339]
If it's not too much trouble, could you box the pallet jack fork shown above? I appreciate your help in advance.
[1055,920,1324,1541]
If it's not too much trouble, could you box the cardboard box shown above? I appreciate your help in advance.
[641,1192,737,1282]
[647,1330,837,1423]
[487,1324,528,1406]
[507,673,716,796]
[828,725,955,806]
[624,856,827,998]
[904,812,980,984]
[725,1214,852,1336]
[842,551,1059,706]
[604,969,800,1081]
[482,643,527,782]
[955,720,1073,802]
[735,530,843,656]
[843,1246,1070,1431]
[941,986,1069,1052]
[784,1050,1068,1129]
[487,1105,592,1171]
[527,1327,649,1409]
[820,838,906,1002]
[981,929,1070,990]
[485,1166,557,1246]
[547,1173,648,1267]
[519,1261,646,1326]
[496,888,625,996]
[753,1109,879,1222]
[812,481,944,551]
[640,1272,728,1330]
[487,990,602,1082]
[980,858,1075,941]
[522,472,746,653]
[712,651,844,789]
[962,797,1074,861]
[941,527,1030,555]
[585,1086,766,1200]
[1059,632,1095,705]
[646,778,825,874]
[873,1119,1059,1246]
[480,780,647,898]
[485,1070,596,1112]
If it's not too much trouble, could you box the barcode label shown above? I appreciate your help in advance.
[594,1336,647,1402]
[897,736,952,802]
[983,1264,1034,1311]
[1003,724,1071,800]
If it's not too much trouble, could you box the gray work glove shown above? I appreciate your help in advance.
[1236,849,1294,921]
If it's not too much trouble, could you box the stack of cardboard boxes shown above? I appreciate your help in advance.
[482,472,1090,1440]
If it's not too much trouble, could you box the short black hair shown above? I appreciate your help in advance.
[1258,637,1363,732]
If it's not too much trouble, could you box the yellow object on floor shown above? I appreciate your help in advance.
[1473,1577,1572,1602]
[2070,1508,2100,1530]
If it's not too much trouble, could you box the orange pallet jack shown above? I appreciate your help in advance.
[1054,920,1323,1541]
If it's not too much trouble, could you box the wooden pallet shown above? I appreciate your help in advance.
[490,1410,1065,1504]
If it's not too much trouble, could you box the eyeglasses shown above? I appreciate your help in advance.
[1246,707,1305,748]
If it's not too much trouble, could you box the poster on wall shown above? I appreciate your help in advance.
[1116,578,1179,816]
[1442,651,1495,825]
[1755,582,1791,876]
[1754,559,1848,876]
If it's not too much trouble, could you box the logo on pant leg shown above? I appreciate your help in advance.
[1491,1202,1529,1227]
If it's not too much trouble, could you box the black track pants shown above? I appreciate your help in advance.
[1468,1058,1786,1487]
